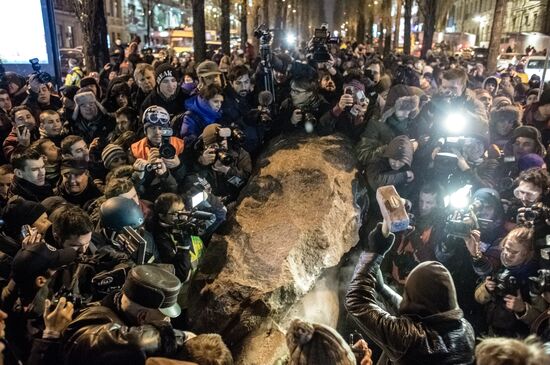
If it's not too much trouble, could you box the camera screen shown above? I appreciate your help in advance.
[192,192,206,208]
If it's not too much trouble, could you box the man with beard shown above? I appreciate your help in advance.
[131,63,156,111]
[390,182,446,287]
[318,69,372,142]
[3,106,40,161]
[56,158,102,209]
[140,64,187,118]
[22,74,62,119]
[317,70,340,106]
[8,148,53,202]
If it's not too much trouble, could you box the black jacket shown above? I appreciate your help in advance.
[345,224,476,365]
[8,176,54,202]
[63,291,186,365]
[56,177,102,209]
[70,111,115,145]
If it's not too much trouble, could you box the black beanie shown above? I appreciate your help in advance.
[155,63,178,86]
[3,199,47,229]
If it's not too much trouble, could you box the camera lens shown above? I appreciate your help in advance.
[159,144,176,159]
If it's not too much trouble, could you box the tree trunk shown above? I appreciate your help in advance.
[420,0,437,59]
[403,0,412,54]
[263,0,270,27]
[393,0,402,49]
[487,0,507,73]
[240,0,248,50]
[383,0,392,56]
[220,0,231,55]
[367,8,374,45]
[192,0,207,62]
[356,0,366,43]
[71,0,109,72]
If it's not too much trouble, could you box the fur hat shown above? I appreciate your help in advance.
[490,105,522,125]
[72,90,106,120]
[394,95,420,116]
[383,84,424,113]
[285,319,355,365]
[512,126,546,156]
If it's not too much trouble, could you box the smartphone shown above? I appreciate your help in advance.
[21,224,32,238]
[344,87,353,95]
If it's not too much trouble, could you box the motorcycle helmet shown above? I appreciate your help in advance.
[100,197,144,232]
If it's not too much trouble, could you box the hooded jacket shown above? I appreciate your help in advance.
[345,224,475,365]
[366,136,414,193]
[179,96,223,146]
[482,76,500,96]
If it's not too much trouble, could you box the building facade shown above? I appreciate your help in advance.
[53,0,191,49]
[447,0,549,50]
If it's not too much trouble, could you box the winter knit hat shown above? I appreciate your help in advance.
[200,123,221,146]
[79,76,102,98]
[285,319,355,365]
[101,144,127,170]
[3,199,47,229]
[492,96,513,109]
[155,63,178,86]
[72,90,106,120]
[518,153,546,172]
[383,135,414,167]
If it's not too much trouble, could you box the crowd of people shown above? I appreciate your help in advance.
[0,32,549,364]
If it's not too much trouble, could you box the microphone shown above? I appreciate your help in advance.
[258,90,273,107]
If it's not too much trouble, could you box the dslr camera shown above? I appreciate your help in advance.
[492,272,519,298]
[29,58,52,84]
[529,269,550,295]
[145,162,162,172]
[158,128,176,159]
[49,287,84,311]
[308,24,340,63]
[517,203,550,227]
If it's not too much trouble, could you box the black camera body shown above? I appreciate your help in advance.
[29,58,52,84]
[517,203,550,227]
[158,128,176,159]
[308,25,340,63]
[114,226,148,265]
[174,210,215,235]
[145,162,162,172]
[214,146,234,165]
[49,287,84,311]
[445,219,472,239]
[493,272,519,298]
[530,269,550,295]
[254,24,273,45]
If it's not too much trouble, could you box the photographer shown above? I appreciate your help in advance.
[178,84,225,146]
[355,85,423,166]
[153,193,207,284]
[63,265,191,364]
[317,69,371,142]
[131,146,178,203]
[277,72,332,135]
[130,105,185,179]
[22,73,62,119]
[345,219,475,364]
[195,123,251,203]
[3,105,40,162]
[474,227,539,337]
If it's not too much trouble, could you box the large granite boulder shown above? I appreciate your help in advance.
[188,133,360,356]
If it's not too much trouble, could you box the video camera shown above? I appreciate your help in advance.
[516,202,550,228]
[530,269,550,294]
[444,185,494,239]
[114,226,148,265]
[254,24,273,45]
[307,24,340,63]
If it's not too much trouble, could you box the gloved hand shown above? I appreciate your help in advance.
[366,220,395,256]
